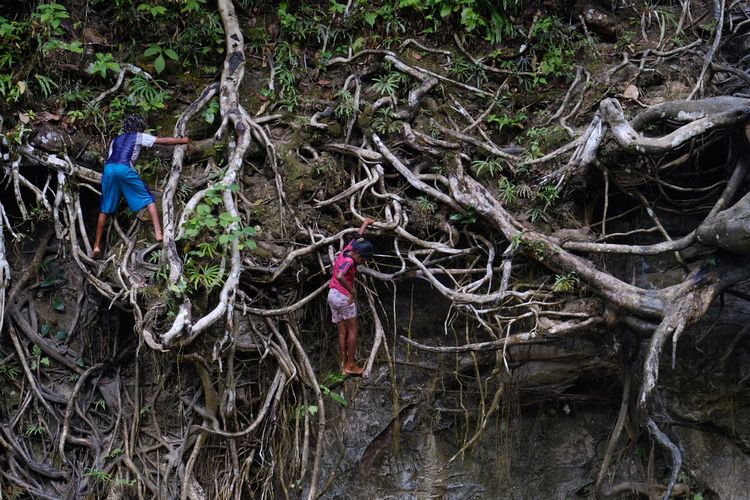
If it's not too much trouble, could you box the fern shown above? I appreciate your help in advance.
[34,74,57,98]
[372,72,401,97]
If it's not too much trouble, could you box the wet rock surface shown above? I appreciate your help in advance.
[315,281,750,499]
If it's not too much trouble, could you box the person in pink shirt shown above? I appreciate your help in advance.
[328,217,375,376]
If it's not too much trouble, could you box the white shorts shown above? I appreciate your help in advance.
[327,288,357,324]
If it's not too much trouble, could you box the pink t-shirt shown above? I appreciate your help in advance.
[329,239,357,297]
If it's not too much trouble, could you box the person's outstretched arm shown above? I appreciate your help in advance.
[358,217,374,236]
[154,136,190,145]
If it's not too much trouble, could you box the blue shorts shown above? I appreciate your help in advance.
[100,163,155,214]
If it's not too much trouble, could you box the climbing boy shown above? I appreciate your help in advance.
[328,217,375,376]
[92,114,189,258]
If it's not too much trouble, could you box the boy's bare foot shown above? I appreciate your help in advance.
[92,246,102,259]
[343,365,364,377]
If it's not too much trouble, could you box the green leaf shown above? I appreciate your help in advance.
[154,55,166,74]
[143,45,161,57]
[53,297,65,312]
[55,330,67,341]
[306,404,318,415]
[228,183,240,192]
[330,391,347,406]
[164,48,179,61]
[40,324,51,336]
[364,12,377,26]
[40,357,50,367]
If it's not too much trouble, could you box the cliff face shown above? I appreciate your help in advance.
[319,282,750,499]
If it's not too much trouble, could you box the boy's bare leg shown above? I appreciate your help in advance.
[344,317,363,375]
[337,321,348,371]
[92,212,108,259]
[146,202,163,241]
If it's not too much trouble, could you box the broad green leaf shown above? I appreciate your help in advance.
[330,391,347,406]
[154,55,166,74]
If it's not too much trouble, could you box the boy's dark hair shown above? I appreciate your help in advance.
[352,238,374,258]
[123,114,147,134]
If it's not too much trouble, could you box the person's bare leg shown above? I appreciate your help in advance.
[337,321,348,372]
[344,317,363,375]
[92,212,108,259]
[146,202,162,241]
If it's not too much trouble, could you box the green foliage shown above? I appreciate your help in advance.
[179,9,224,65]
[88,53,121,79]
[127,75,170,112]
[448,56,482,83]
[277,3,319,41]
[523,126,566,159]
[182,0,207,13]
[399,0,520,43]
[372,72,403,97]
[0,73,23,102]
[274,41,301,111]
[510,233,547,260]
[296,404,319,419]
[0,16,20,42]
[183,258,224,293]
[201,98,220,124]
[537,184,559,208]
[30,344,50,370]
[0,362,20,380]
[371,107,402,135]
[363,3,406,34]
[487,111,527,132]
[449,210,477,225]
[26,424,45,437]
[31,3,69,36]
[497,177,517,204]
[334,89,356,119]
[39,258,67,289]
[84,468,111,485]
[471,157,503,177]
[143,44,179,74]
[137,3,167,18]
[416,196,437,213]
[176,184,257,295]
[41,38,84,55]
[526,184,558,224]
[553,273,579,293]
[320,372,347,406]
[115,478,136,488]
[52,296,65,312]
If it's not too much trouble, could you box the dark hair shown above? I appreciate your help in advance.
[123,114,147,133]
[351,239,374,258]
